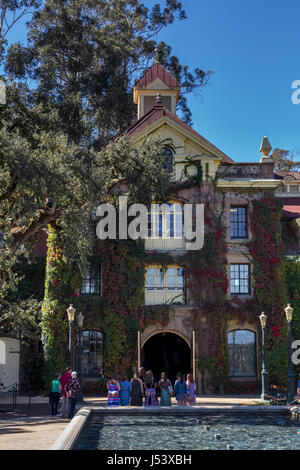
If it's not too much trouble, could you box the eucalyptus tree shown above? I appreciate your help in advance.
[0,1,41,53]
[5,0,210,145]
[0,0,211,292]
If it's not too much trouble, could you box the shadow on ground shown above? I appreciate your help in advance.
[0,403,54,419]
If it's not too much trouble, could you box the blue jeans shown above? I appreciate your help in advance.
[68,397,77,419]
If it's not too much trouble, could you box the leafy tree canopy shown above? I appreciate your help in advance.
[0,0,41,60]
[0,0,211,293]
[271,147,300,172]
[4,0,211,145]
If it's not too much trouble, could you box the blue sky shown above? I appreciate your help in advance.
[4,0,300,162]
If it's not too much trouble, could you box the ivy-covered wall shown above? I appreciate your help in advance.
[41,228,170,386]
[39,186,292,393]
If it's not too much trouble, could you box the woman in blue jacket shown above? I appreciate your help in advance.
[174,372,187,406]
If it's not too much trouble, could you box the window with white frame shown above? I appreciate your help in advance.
[230,264,250,295]
[145,266,185,305]
[145,202,185,250]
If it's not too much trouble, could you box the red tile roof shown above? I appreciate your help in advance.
[126,102,234,163]
[134,63,181,89]
[276,171,300,180]
[281,198,300,219]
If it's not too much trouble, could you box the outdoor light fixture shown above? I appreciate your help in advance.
[259,312,267,328]
[67,304,76,369]
[77,312,84,329]
[285,303,295,402]
[285,303,294,323]
[77,312,84,403]
[259,312,268,401]
[67,304,76,322]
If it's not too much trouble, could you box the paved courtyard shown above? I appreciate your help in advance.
[0,395,283,450]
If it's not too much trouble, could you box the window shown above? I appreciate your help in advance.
[163,148,173,173]
[228,330,257,377]
[76,330,103,377]
[80,262,100,295]
[289,185,300,193]
[230,264,250,295]
[146,202,184,250]
[148,203,183,239]
[230,206,247,239]
[145,266,185,305]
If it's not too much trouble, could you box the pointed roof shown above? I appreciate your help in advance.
[134,63,181,89]
[126,100,234,163]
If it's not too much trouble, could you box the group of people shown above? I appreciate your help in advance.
[107,368,196,407]
[49,366,196,418]
[50,367,80,419]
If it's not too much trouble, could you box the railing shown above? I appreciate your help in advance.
[0,383,32,409]
[0,382,18,408]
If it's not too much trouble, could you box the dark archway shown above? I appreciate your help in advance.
[142,332,191,384]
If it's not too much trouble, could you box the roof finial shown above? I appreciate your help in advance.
[259,136,272,156]
[154,48,160,64]
[259,136,274,163]
[156,93,162,105]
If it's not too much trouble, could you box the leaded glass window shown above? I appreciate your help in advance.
[228,330,257,377]
[80,262,100,295]
[77,330,104,377]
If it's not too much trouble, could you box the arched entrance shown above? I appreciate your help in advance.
[141,332,191,383]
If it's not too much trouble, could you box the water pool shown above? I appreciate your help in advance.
[73,412,300,450]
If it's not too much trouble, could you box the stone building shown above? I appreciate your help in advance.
[8,58,298,394]
[70,60,296,393]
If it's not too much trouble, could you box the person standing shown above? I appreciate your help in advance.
[174,372,187,406]
[107,375,121,407]
[130,372,144,406]
[139,367,146,396]
[144,370,159,407]
[60,367,72,418]
[119,373,131,406]
[51,373,61,416]
[65,371,80,419]
[158,372,172,407]
[186,373,196,406]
